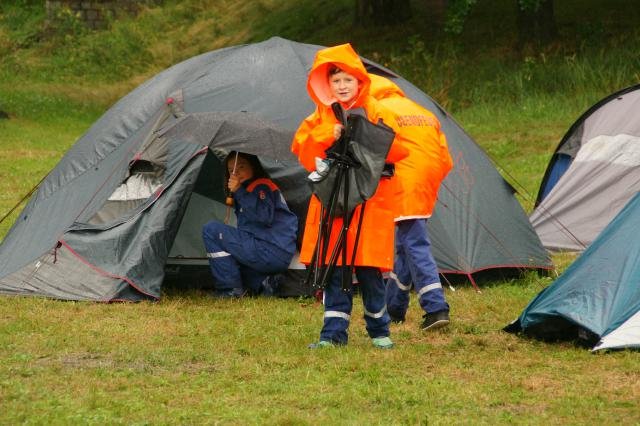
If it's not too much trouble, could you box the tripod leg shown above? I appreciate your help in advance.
[320,165,353,288]
[321,167,355,292]
[307,164,347,289]
[320,219,350,287]
[346,201,367,288]
[341,165,351,291]
[318,165,346,285]
[304,203,326,288]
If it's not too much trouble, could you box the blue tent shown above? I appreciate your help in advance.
[507,192,640,351]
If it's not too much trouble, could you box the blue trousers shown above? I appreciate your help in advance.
[320,266,390,345]
[202,221,292,293]
[386,219,449,317]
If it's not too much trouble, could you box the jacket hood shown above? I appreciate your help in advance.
[307,43,371,108]
[369,74,406,100]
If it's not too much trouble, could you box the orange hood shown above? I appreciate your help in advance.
[307,43,371,109]
[369,73,406,100]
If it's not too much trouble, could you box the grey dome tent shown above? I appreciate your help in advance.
[530,84,640,251]
[506,192,640,351]
[0,37,550,301]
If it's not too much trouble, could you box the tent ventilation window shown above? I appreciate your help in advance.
[108,160,163,202]
[87,160,164,225]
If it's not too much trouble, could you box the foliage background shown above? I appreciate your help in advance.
[1,0,639,423]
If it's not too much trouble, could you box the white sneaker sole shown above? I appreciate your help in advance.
[422,319,450,331]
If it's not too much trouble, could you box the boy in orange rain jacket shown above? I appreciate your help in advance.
[370,74,454,330]
[291,43,408,349]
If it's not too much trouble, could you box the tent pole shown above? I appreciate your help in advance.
[468,273,481,293]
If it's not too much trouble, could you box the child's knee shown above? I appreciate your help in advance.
[202,221,223,239]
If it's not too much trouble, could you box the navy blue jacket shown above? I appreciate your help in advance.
[233,178,298,257]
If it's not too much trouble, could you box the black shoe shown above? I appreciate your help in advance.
[388,311,406,324]
[209,288,247,299]
[421,310,450,331]
[260,274,282,297]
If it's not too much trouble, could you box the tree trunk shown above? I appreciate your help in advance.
[425,0,447,30]
[516,0,558,46]
[354,0,412,26]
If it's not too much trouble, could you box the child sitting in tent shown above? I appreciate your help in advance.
[202,151,298,298]
[291,43,408,349]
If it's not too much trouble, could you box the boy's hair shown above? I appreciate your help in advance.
[328,64,344,77]
[327,64,361,88]
[224,151,269,186]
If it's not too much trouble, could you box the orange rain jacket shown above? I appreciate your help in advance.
[291,44,408,271]
[369,74,453,220]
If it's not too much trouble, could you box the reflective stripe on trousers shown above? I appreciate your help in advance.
[386,219,449,315]
[320,266,390,344]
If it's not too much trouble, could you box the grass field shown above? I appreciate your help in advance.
[1,0,640,423]
[1,281,639,424]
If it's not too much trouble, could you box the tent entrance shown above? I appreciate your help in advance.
[167,149,232,266]
[163,149,312,297]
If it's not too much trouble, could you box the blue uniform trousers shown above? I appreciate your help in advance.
[386,219,449,318]
[320,266,390,345]
[202,221,292,293]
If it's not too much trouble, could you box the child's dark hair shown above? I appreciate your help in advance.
[224,151,268,186]
[328,64,344,77]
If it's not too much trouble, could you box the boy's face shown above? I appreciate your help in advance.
[329,70,359,104]
[228,156,254,183]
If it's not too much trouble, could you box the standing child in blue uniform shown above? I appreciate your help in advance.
[202,151,298,297]
[369,75,453,330]
[292,43,408,349]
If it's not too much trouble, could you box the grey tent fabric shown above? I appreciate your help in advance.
[531,84,640,251]
[0,37,550,301]
[507,192,640,351]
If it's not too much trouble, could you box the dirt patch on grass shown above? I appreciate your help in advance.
[34,352,220,374]
[0,149,59,159]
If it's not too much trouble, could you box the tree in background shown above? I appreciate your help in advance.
[445,0,557,45]
[354,0,412,26]
[516,0,557,45]
[354,0,557,46]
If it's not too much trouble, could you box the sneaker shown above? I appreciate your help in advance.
[371,336,394,349]
[388,311,406,324]
[421,310,450,331]
[210,288,247,299]
[308,340,335,349]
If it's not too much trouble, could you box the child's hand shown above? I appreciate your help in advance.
[228,174,241,193]
[333,124,344,140]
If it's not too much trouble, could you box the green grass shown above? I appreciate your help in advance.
[0,85,103,237]
[1,0,640,423]
[1,284,638,424]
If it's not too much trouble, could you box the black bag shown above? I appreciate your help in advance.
[311,113,395,217]
[274,269,315,298]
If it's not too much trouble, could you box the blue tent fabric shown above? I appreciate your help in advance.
[507,192,640,350]
[538,154,572,202]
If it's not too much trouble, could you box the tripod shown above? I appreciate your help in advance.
[306,103,368,292]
